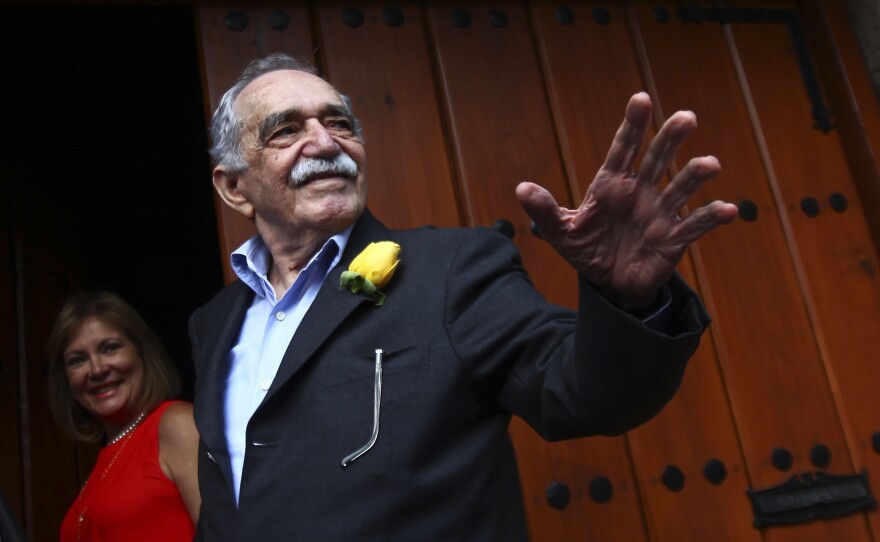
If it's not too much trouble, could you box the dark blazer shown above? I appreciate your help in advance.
[190,210,710,541]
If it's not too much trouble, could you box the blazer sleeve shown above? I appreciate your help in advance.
[443,228,710,441]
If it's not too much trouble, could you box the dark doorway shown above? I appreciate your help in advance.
[0,5,223,400]
[1,7,223,537]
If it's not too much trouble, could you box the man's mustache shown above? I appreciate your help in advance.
[289,153,359,187]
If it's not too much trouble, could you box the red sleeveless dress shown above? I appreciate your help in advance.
[59,400,196,542]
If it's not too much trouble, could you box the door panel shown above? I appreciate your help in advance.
[428,2,645,540]
[532,2,759,540]
[731,2,880,536]
[427,1,579,302]
[196,4,315,282]
[802,0,880,248]
[634,1,872,540]
[316,2,462,230]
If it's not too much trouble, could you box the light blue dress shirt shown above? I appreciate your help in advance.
[224,227,351,504]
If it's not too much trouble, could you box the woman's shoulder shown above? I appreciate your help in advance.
[158,401,197,441]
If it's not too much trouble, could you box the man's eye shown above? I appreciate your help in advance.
[271,126,297,139]
[327,119,352,130]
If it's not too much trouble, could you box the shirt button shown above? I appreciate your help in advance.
[276,311,286,321]
[260,379,271,391]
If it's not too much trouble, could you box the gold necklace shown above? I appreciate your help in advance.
[75,411,146,541]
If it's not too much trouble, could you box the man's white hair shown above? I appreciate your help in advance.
[208,52,362,173]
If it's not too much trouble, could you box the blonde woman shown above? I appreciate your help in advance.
[47,292,199,541]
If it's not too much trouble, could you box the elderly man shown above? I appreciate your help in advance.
[189,52,737,540]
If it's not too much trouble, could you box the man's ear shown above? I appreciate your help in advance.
[213,166,255,219]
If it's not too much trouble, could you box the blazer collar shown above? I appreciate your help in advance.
[262,209,391,402]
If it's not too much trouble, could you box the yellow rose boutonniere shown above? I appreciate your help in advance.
[340,241,401,306]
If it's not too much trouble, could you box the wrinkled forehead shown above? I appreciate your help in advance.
[234,69,345,124]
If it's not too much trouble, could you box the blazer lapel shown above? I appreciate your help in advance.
[194,281,253,487]
[263,210,390,402]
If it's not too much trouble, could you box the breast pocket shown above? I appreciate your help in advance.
[322,343,429,388]
[319,343,430,472]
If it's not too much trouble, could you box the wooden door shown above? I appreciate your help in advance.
[631,1,877,540]
[195,1,880,540]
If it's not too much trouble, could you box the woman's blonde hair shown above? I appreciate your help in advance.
[45,291,181,442]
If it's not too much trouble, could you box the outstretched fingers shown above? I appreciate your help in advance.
[673,200,739,244]
[658,155,721,215]
[636,110,698,187]
[602,93,653,174]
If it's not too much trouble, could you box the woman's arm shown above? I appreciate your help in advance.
[159,401,202,524]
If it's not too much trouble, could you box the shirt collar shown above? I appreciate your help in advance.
[231,225,353,301]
